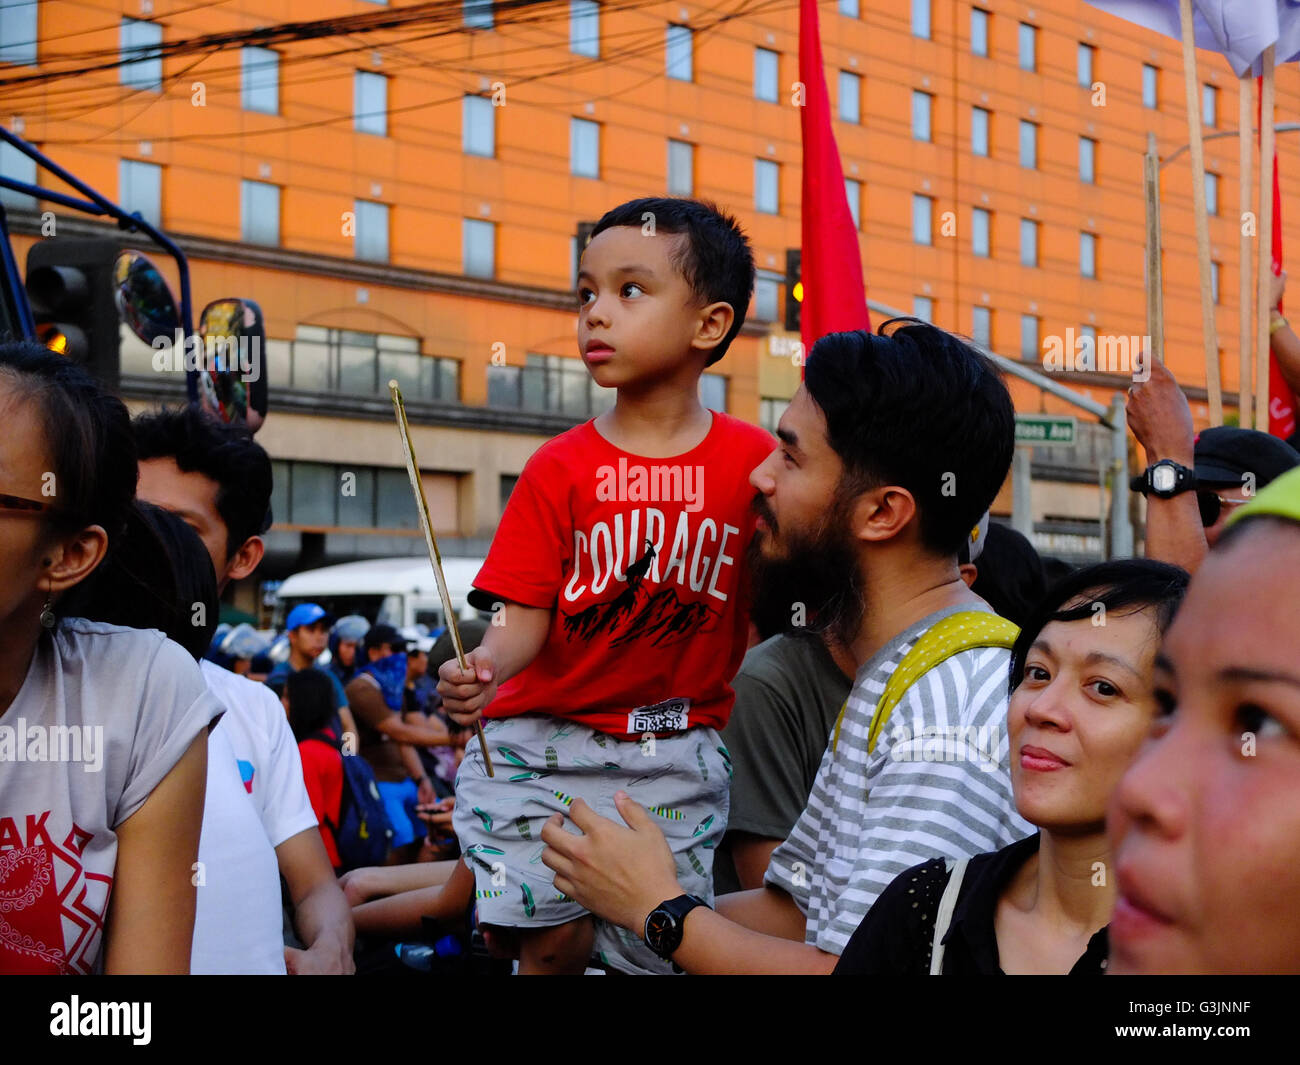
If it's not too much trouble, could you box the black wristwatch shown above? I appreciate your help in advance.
[1130,459,1198,499]
[644,894,709,961]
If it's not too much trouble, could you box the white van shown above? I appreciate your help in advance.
[272,556,486,633]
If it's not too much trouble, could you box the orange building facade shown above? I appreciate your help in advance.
[2,0,1297,610]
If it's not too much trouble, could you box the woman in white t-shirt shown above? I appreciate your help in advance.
[0,341,220,974]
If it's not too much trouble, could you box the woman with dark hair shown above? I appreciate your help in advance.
[835,558,1189,974]
[0,341,220,975]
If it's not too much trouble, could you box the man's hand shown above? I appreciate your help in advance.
[415,797,455,829]
[540,793,683,934]
[436,647,498,727]
[416,776,436,808]
[284,943,355,976]
[1127,355,1195,465]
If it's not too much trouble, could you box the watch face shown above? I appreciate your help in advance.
[1152,465,1177,493]
[645,910,677,954]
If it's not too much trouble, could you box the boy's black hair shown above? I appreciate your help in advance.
[132,405,273,560]
[802,319,1016,557]
[970,523,1048,629]
[285,667,340,742]
[1008,558,1190,693]
[588,197,754,366]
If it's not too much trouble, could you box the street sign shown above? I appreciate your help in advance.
[1015,414,1076,445]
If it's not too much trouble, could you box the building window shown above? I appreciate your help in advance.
[489,354,616,416]
[0,140,36,207]
[1142,64,1158,108]
[1080,231,1097,278]
[463,218,495,278]
[913,194,933,245]
[1077,43,1094,87]
[754,276,779,322]
[913,295,933,322]
[1019,120,1037,168]
[759,397,789,434]
[700,373,727,412]
[845,178,861,229]
[912,91,932,141]
[972,207,990,257]
[119,159,161,227]
[121,19,163,91]
[839,71,861,124]
[971,8,989,57]
[667,139,693,196]
[1021,314,1039,359]
[354,200,389,263]
[1018,22,1036,71]
[911,0,930,39]
[571,118,600,178]
[1202,83,1217,127]
[1205,171,1219,215]
[1079,136,1096,183]
[240,180,280,245]
[755,159,779,214]
[1211,260,1220,304]
[463,95,495,157]
[972,306,991,349]
[570,0,599,57]
[354,71,387,136]
[837,0,858,17]
[666,24,692,81]
[240,46,278,113]
[284,328,459,403]
[971,106,989,157]
[1,0,38,65]
[464,0,493,29]
[1020,218,1038,267]
[755,48,779,103]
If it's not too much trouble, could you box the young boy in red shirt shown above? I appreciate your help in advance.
[284,668,345,871]
[438,197,774,974]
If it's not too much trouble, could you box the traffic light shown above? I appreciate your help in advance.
[784,248,802,333]
[25,238,122,391]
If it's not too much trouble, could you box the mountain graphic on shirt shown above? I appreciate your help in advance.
[561,547,722,649]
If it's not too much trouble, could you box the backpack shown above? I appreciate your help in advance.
[305,734,394,870]
[831,610,1020,756]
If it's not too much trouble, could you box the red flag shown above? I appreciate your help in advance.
[1260,76,1295,438]
[798,0,870,361]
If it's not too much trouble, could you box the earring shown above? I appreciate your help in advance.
[40,586,55,630]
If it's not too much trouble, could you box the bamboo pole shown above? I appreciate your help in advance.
[1145,132,1165,364]
[1256,48,1276,430]
[1239,73,1255,427]
[1179,0,1222,424]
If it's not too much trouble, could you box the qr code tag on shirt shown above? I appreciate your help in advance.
[627,698,691,734]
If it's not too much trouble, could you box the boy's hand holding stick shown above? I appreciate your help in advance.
[388,380,494,777]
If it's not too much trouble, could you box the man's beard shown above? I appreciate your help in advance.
[747,492,867,646]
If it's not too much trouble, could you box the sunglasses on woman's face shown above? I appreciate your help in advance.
[1197,490,1251,528]
[0,492,58,516]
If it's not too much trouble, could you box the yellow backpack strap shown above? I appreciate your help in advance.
[830,612,1019,756]
[866,611,1019,753]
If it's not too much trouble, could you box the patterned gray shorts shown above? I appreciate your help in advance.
[453,713,732,975]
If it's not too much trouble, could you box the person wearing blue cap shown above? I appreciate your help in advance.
[266,604,357,744]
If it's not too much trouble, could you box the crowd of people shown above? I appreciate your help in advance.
[1,194,1298,975]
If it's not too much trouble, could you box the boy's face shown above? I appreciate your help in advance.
[576,226,730,387]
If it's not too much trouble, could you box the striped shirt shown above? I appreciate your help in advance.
[764,606,1034,956]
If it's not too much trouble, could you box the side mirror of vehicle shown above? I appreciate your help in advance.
[196,297,267,432]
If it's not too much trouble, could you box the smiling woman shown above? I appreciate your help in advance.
[834,558,1189,975]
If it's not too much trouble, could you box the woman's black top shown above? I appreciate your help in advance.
[833,833,1109,975]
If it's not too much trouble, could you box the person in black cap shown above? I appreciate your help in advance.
[1128,358,1300,572]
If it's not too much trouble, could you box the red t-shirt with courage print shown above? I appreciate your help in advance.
[472,411,774,738]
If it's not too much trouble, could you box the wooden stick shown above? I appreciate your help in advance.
[1144,132,1165,364]
[1256,48,1276,431]
[1179,0,1222,424]
[389,380,494,777]
[1239,73,1255,427]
